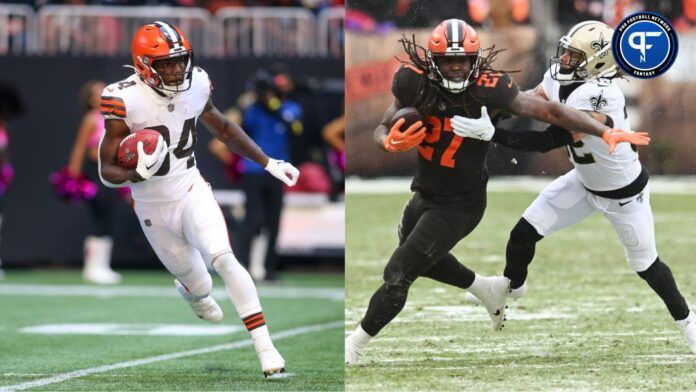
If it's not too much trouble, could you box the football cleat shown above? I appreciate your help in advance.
[257,347,286,377]
[345,337,363,366]
[467,276,510,331]
[466,282,527,305]
[676,311,696,354]
[174,279,223,323]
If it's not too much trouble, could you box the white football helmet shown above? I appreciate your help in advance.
[550,20,619,85]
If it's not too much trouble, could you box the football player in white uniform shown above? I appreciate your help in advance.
[452,21,696,353]
[97,21,300,376]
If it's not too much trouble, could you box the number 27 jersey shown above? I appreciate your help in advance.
[101,67,211,202]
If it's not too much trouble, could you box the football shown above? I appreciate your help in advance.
[389,106,423,131]
[117,129,161,169]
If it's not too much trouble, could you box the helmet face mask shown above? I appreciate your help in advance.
[431,54,480,92]
[549,20,618,85]
[426,19,482,94]
[549,41,589,84]
[132,21,194,97]
[150,51,194,94]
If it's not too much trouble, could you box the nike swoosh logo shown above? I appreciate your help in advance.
[390,139,405,145]
[619,200,632,206]
[145,162,157,170]
[507,80,513,88]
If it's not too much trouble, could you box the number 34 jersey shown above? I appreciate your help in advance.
[101,67,212,203]
[540,69,641,192]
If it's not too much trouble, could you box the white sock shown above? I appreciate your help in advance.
[348,324,372,351]
[213,251,274,352]
[677,310,695,327]
[467,274,489,297]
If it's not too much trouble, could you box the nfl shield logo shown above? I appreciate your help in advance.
[168,104,175,112]
[144,219,152,227]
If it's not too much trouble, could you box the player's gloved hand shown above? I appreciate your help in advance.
[602,129,651,154]
[135,135,168,181]
[383,118,426,152]
[451,106,495,141]
[265,158,300,186]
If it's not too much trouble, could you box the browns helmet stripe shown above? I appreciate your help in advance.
[154,21,182,50]
[446,19,464,48]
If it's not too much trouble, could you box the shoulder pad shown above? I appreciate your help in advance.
[470,72,519,110]
[391,64,425,107]
[100,88,127,120]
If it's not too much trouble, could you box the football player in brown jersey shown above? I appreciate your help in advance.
[346,19,651,365]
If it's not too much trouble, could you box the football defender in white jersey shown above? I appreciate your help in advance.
[452,21,696,353]
[98,21,300,376]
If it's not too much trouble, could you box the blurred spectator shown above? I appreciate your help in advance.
[65,80,122,285]
[0,81,24,280]
[236,68,303,282]
[321,113,345,197]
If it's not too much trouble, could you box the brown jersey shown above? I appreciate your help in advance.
[391,64,519,201]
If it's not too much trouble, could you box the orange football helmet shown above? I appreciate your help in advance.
[426,19,482,93]
[131,21,193,96]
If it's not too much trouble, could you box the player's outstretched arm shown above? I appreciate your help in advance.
[452,106,573,152]
[506,92,650,152]
[492,125,573,152]
[200,98,269,167]
[200,98,299,186]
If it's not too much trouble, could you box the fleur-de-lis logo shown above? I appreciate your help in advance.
[591,32,609,58]
[589,90,608,111]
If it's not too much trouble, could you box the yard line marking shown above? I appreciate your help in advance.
[0,284,343,301]
[0,320,343,392]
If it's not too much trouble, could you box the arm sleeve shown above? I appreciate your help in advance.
[491,124,573,152]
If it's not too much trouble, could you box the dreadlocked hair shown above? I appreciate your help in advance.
[396,34,519,113]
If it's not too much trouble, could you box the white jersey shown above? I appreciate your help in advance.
[102,66,212,202]
[541,69,642,191]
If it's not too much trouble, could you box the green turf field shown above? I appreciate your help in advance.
[0,271,343,391]
[346,191,696,391]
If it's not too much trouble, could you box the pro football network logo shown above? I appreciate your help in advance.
[612,12,678,78]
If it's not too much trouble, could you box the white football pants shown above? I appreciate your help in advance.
[133,175,231,296]
[523,169,657,272]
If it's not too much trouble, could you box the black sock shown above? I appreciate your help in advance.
[637,257,690,321]
[503,218,543,289]
[421,253,476,289]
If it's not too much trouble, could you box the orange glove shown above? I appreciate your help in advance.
[602,129,651,154]
[384,118,427,152]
